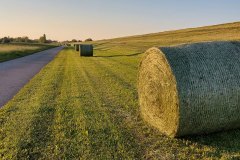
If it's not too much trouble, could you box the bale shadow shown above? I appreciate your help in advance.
[94,52,143,58]
[183,129,240,155]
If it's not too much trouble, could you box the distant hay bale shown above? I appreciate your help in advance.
[75,44,80,51]
[80,44,93,56]
[138,41,240,137]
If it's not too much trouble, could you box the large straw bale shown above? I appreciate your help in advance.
[138,41,240,137]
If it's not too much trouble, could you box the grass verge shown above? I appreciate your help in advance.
[0,43,57,62]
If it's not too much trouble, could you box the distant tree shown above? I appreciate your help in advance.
[0,35,57,44]
[1,37,10,44]
[22,36,29,43]
[85,38,93,42]
[78,40,82,42]
[72,39,77,42]
[39,34,47,43]
[15,37,22,42]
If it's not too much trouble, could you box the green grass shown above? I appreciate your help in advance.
[0,43,57,62]
[0,22,240,159]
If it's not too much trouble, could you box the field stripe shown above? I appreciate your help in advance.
[15,52,66,159]
[73,53,139,159]
[75,55,146,158]
[51,49,91,159]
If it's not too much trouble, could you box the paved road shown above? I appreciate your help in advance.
[0,46,64,107]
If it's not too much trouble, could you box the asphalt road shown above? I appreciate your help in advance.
[0,46,63,107]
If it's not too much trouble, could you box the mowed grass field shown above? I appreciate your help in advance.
[0,22,240,159]
[0,43,57,62]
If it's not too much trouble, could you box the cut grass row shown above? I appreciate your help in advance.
[0,43,57,62]
[1,48,239,159]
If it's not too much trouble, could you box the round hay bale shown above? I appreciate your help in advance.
[138,41,240,137]
[80,44,93,56]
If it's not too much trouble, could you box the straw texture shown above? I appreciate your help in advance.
[138,41,240,137]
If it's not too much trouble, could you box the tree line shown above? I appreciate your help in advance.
[0,34,58,44]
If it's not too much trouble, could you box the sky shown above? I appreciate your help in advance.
[0,0,240,41]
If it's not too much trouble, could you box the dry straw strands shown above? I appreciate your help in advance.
[138,41,240,137]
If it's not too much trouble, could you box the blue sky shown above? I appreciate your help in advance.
[0,0,239,41]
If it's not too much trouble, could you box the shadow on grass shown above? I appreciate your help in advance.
[183,129,240,155]
[94,52,143,58]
